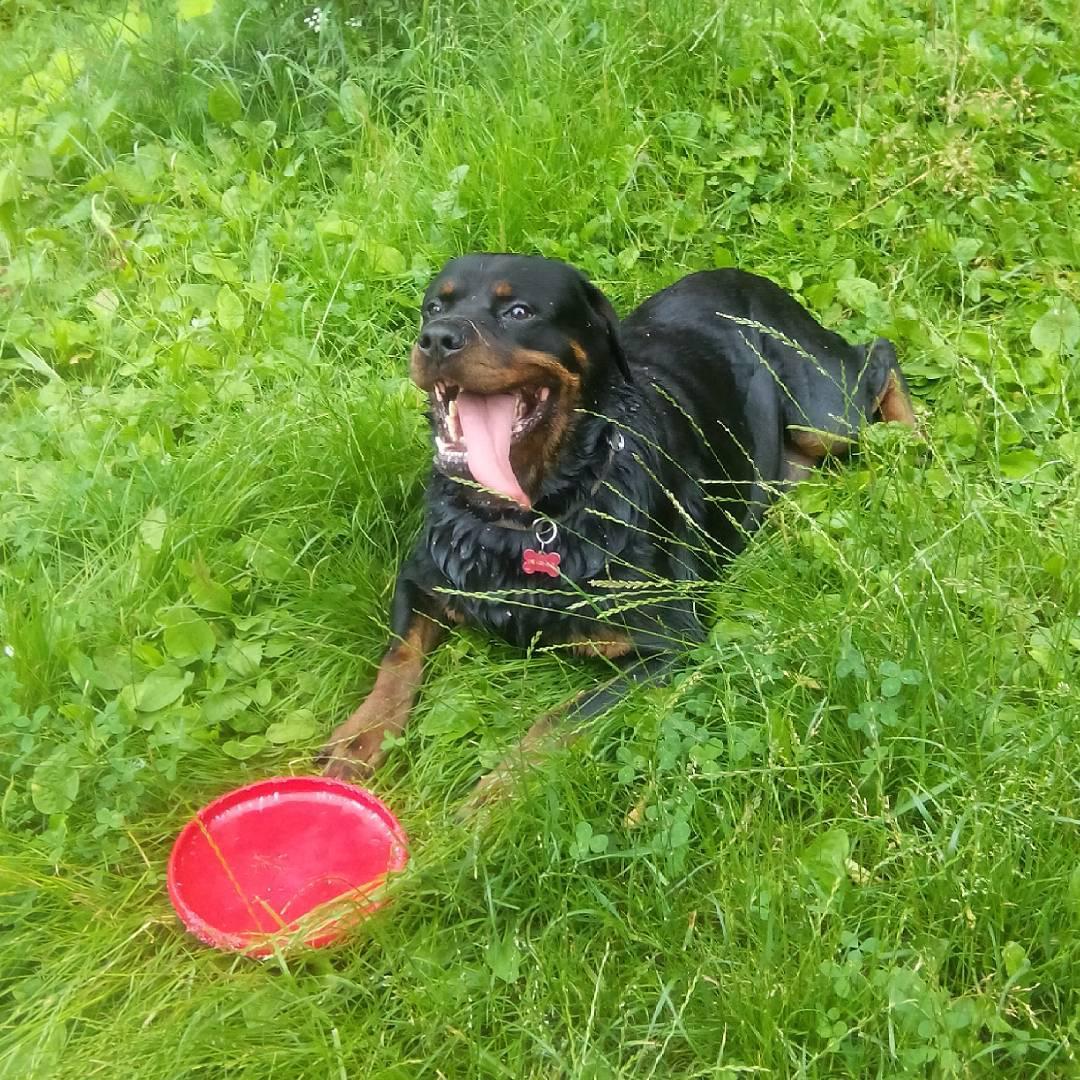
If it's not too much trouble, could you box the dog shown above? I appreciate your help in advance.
[317,254,916,794]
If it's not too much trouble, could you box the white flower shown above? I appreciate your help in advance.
[303,6,327,32]
[2,645,13,658]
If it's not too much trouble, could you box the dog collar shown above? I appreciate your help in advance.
[517,429,625,578]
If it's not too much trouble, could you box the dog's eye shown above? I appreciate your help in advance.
[506,303,534,320]
[425,300,443,316]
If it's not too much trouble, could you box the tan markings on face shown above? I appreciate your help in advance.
[569,340,588,366]
[409,339,584,500]
[409,344,428,388]
[497,348,583,492]
[507,348,580,393]
[437,280,456,299]
[410,344,578,396]
[514,416,582,494]
[524,383,577,477]
[492,281,513,298]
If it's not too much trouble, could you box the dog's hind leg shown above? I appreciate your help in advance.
[783,337,915,472]
[872,362,918,429]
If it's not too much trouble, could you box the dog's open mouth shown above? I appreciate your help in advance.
[431,381,553,508]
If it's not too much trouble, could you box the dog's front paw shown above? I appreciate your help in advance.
[316,711,392,782]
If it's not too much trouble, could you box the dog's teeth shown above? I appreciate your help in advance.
[448,397,459,440]
[538,387,550,402]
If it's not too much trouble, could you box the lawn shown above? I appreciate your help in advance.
[2,0,1079,1075]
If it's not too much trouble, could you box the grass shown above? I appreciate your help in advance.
[2,0,1079,1074]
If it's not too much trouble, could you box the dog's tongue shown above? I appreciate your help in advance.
[456,391,530,507]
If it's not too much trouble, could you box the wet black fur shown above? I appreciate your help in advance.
[387,254,908,686]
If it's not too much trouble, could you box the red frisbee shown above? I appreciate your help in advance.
[167,776,408,955]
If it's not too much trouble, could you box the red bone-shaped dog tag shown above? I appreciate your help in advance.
[522,549,561,578]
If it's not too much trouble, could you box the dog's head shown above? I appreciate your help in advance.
[410,254,628,509]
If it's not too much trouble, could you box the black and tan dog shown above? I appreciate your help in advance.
[318,254,915,791]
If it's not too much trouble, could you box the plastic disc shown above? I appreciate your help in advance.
[167,776,408,954]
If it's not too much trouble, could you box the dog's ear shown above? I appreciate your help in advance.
[581,278,632,383]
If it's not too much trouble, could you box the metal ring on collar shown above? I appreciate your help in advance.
[534,519,559,548]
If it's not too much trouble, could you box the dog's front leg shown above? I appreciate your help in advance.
[318,577,445,781]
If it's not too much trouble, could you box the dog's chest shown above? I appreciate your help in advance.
[418,433,713,647]
[426,448,708,643]
[423,512,622,646]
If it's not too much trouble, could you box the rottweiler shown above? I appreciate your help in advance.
[318,254,916,794]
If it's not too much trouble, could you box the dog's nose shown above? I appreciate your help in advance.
[417,319,470,360]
